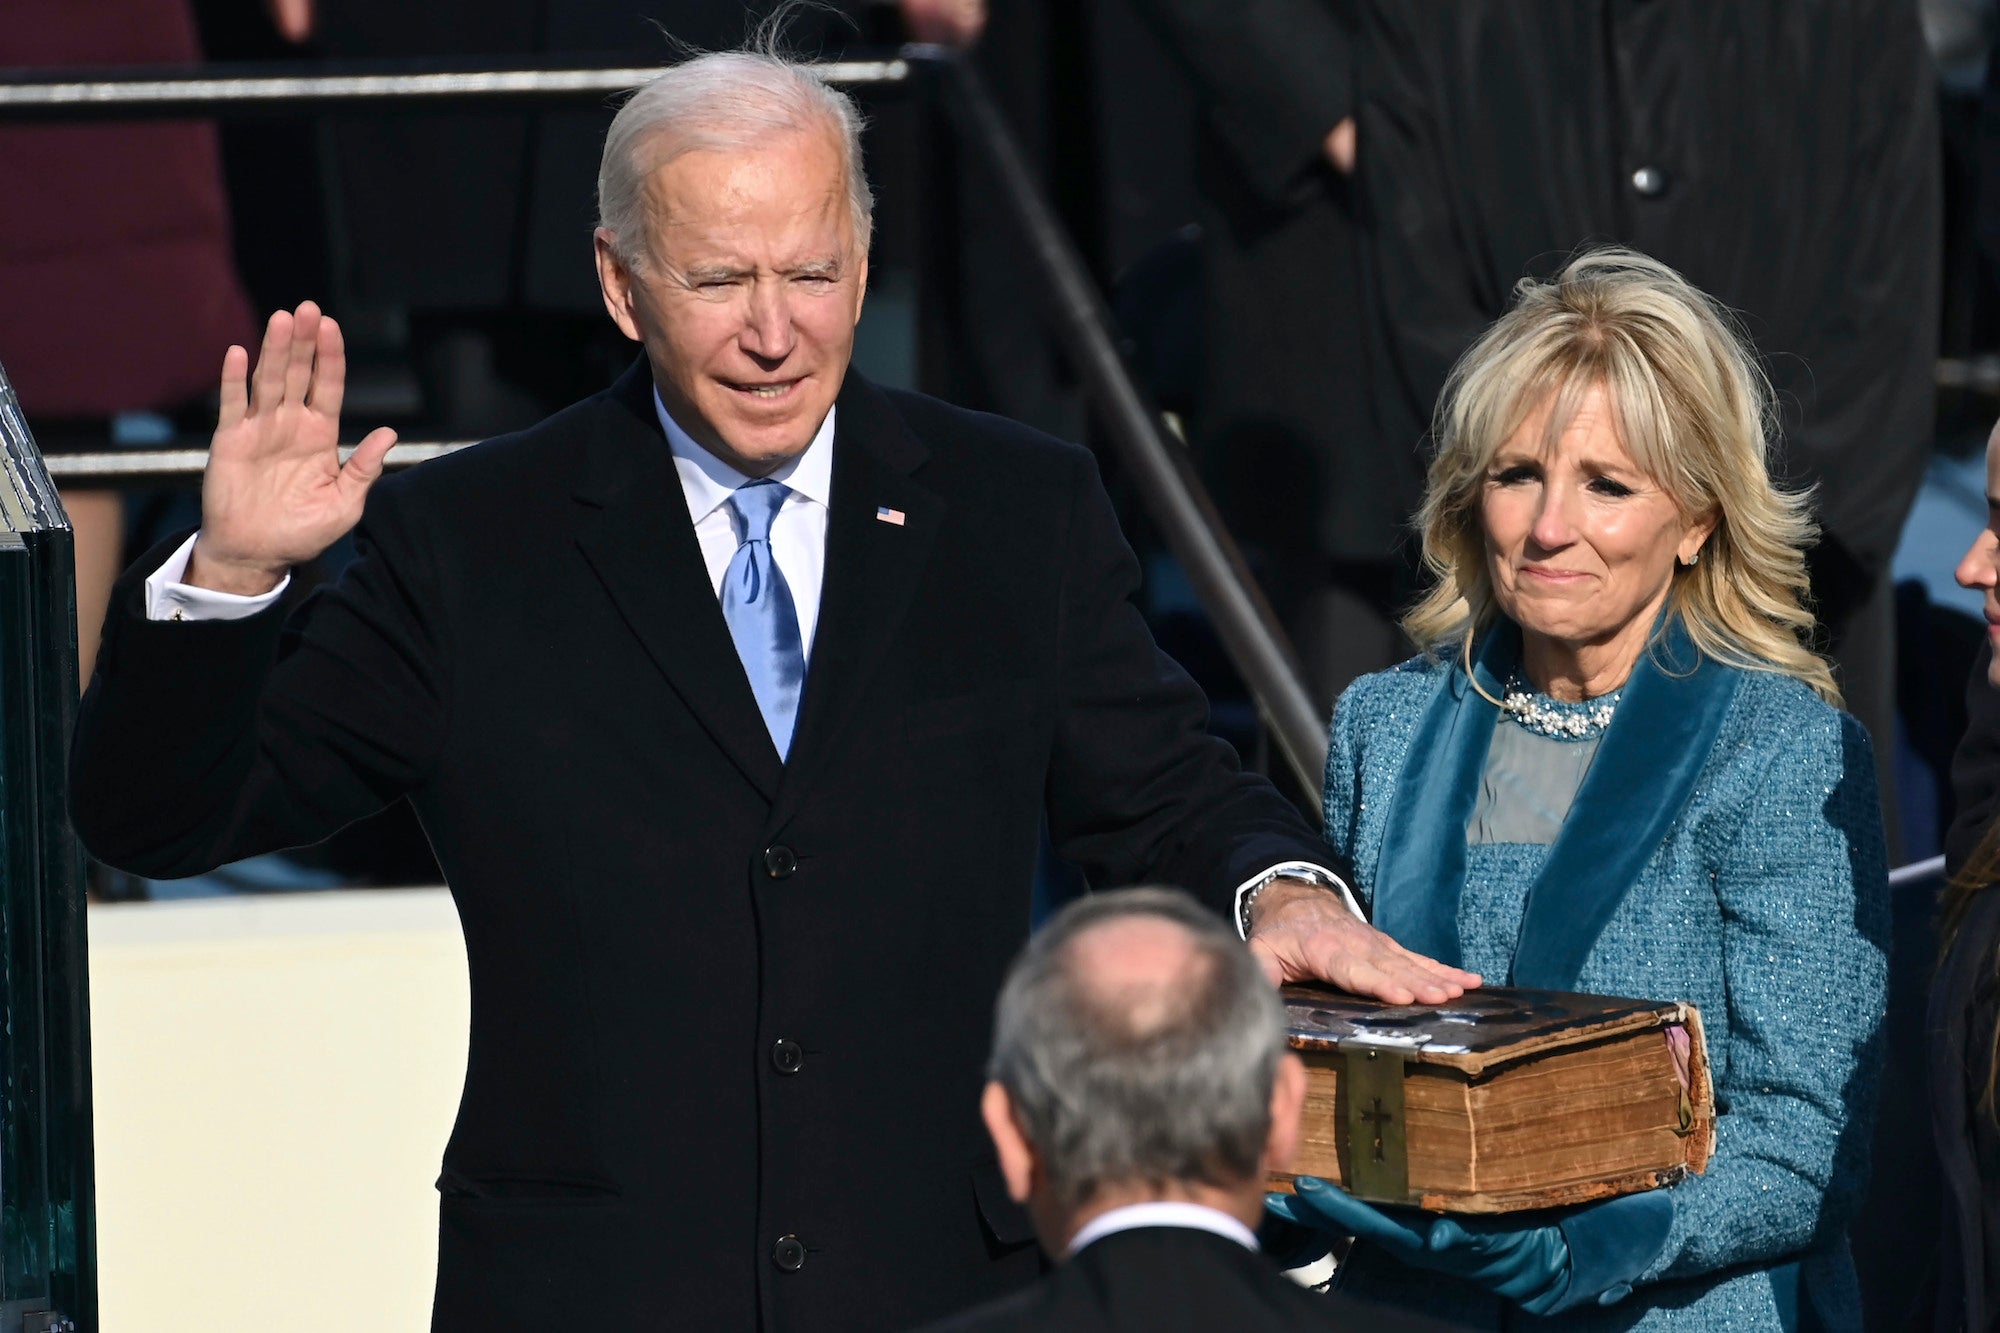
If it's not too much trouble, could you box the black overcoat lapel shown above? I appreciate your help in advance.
[572,363,784,802]
[772,374,941,824]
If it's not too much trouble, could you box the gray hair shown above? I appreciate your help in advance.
[596,47,873,270]
[987,888,1286,1213]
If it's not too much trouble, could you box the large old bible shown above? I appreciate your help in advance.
[1270,985,1714,1214]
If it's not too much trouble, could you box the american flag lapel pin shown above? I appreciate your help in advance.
[875,506,906,526]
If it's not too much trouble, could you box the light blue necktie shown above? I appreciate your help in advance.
[720,479,805,759]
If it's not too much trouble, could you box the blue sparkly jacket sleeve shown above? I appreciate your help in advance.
[1637,704,1889,1285]
[1322,681,1369,892]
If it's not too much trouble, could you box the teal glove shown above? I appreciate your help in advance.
[1265,1176,1673,1315]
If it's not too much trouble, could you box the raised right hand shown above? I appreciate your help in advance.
[186,303,397,596]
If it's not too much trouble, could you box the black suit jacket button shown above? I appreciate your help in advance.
[764,845,798,878]
[772,1039,803,1074]
[1630,165,1669,198]
[772,1235,807,1271]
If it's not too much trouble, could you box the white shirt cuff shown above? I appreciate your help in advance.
[1232,861,1363,940]
[144,533,290,622]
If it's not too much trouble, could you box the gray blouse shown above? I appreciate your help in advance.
[1466,717,1602,846]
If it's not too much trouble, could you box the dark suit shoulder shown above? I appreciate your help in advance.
[907,1278,1059,1333]
[904,1227,1397,1333]
[370,385,628,513]
[877,386,1093,478]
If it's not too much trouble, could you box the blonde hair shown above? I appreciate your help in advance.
[1402,247,1839,705]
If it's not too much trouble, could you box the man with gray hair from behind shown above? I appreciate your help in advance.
[912,888,1447,1333]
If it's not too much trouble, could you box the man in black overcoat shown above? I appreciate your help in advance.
[67,48,1473,1333]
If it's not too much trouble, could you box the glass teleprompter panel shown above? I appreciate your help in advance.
[0,362,95,1333]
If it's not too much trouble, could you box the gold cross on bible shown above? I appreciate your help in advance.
[1360,1097,1395,1162]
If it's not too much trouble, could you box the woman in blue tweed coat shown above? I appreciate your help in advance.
[1270,250,1890,1329]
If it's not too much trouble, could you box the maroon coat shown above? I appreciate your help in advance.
[0,0,253,419]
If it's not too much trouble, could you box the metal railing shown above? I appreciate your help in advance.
[1889,853,1946,888]
[1938,354,2000,395]
[41,443,470,487]
[936,60,1327,791]
[4,49,1331,793]
[0,57,910,117]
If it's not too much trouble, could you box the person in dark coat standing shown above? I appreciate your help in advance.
[1131,2,1939,804]
[1950,429,2000,878]
[1124,0,1410,707]
[1930,415,2000,1330]
[66,47,1476,1333]
[907,887,1448,1333]
[1349,1,1940,833]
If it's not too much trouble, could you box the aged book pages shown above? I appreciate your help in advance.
[1268,985,1714,1214]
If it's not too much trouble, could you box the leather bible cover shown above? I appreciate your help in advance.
[1270,984,1714,1214]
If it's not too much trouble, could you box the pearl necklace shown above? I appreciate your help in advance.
[1499,677,1621,739]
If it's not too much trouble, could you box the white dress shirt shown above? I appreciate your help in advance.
[657,388,832,658]
[141,387,1354,917]
[1066,1200,1259,1256]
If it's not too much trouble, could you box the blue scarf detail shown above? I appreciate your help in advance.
[1370,616,1740,990]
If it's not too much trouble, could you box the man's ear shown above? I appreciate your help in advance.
[981,1081,1036,1205]
[1264,1053,1308,1175]
[594,228,644,344]
[851,251,870,328]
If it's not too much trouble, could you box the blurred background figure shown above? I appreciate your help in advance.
[1120,2,1940,833]
[1344,2,1940,847]
[1125,0,1397,709]
[1932,413,2000,1333]
[0,0,259,688]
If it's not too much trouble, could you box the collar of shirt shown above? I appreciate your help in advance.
[1065,1201,1259,1257]
[653,386,836,523]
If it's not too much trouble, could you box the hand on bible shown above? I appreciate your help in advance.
[188,303,397,596]
[1245,878,1478,1005]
